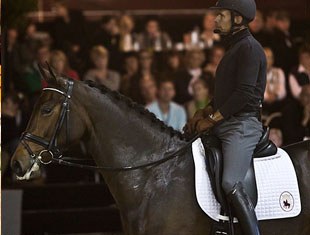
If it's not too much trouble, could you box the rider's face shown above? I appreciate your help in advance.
[214,9,232,34]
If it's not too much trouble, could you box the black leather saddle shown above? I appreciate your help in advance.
[201,126,277,211]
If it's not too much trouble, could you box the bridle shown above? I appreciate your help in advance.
[20,78,200,172]
[20,79,74,165]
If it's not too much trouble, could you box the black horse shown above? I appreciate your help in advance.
[11,67,310,235]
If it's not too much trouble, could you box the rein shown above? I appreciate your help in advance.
[20,78,201,172]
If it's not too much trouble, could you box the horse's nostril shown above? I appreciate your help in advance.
[12,160,23,177]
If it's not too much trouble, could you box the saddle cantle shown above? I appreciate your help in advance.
[201,126,277,211]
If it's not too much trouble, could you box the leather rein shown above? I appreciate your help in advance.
[20,79,199,172]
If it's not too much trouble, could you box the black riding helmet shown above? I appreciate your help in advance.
[210,0,256,23]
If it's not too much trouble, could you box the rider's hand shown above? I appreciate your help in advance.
[195,118,216,133]
[183,106,214,135]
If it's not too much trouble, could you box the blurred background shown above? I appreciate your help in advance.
[1,0,310,234]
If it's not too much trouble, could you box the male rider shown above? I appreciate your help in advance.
[184,0,266,234]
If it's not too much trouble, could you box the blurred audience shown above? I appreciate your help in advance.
[249,10,268,45]
[84,45,120,91]
[120,53,139,96]
[140,78,158,106]
[2,93,28,155]
[2,7,310,158]
[119,14,138,52]
[174,49,213,104]
[147,79,186,131]
[19,22,45,73]
[138,18,172,51]
[262,47,286,114]
[300,85,310,140]
[186,79,212,118]
[161,50,183,81]
[200,11,221,49]
[204,45,225,77]
[270,11,297,74]
[22,45,50,98]
[129,50,157,103]
[4,27,22,92]
[50,50,80,80]
[52,0,87,54]
[289,44,310,99]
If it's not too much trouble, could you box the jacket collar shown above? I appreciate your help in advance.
[222,28,251,50]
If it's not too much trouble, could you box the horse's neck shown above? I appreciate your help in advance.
[77,84,190,227]
[78,83,185,180]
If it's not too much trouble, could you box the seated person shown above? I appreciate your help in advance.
[262,47,286,114]
[186,79,212,119]
[289,44,310,99]
[138,18,172,51]
[140,78,158,106]
[84,45,120,91]
[42,50,80,87]
[147,79,187,131]
[174,49,213,104]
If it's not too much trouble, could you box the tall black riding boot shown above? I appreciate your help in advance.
[227,182,261,235]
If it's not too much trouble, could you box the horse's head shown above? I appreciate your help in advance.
[11,64,88,180]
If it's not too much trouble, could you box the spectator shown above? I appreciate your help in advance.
[52,0,87,53]
[270,10,297,74]
[3,27,22,92]
[289,44,310,99]
[138,18,172,51]
[22,45,50,97]
[50,50,79,79]
[2,93,28,155]
[300,85,310,140]
[186,79,212,119]
[140,78,158,106]
[264,10,277,34]
[204,45,225,77]
[92,16,121,71]
[120,53,139,96]
[119,14,138,52]
[147,79,186,131]
[249,10,267,45]
[262,47,286,114]
[282,81,310,145]
[19,22,45,73]
[160,50,182,81]
[174,49,213,104]
[200,11,221,49]
[129,50,157,103]
[84,45,120,91]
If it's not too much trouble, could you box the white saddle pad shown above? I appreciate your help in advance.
[192,138,301,222]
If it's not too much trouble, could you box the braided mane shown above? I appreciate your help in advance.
[83,80,183,139]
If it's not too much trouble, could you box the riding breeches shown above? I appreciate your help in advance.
[212,116,263,194]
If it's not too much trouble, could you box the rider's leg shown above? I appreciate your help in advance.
[213,116,263,235]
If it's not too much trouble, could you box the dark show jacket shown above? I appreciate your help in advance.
[213,28,267,119]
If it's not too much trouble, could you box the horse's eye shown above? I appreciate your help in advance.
[41,106,53,115]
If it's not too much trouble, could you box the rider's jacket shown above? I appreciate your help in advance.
[213,28,266,119]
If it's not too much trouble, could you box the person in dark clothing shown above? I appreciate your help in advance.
[184,1,266,234]
[2,93,28,155]
[174,49,213,105]
[269,11,297,75]
[92,16,121,71]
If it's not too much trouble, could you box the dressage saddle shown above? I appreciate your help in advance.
[201,126,277,211]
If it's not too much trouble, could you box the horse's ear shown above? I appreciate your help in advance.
[38,62,57,84]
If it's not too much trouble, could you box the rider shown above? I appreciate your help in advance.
[184,0,266,234]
